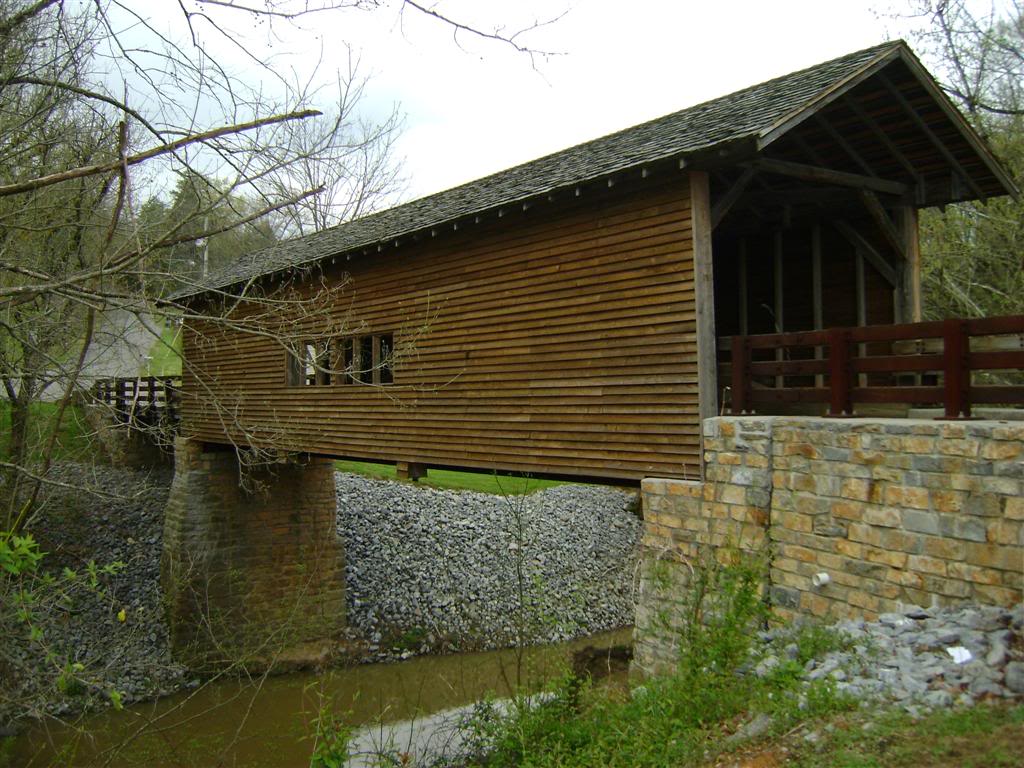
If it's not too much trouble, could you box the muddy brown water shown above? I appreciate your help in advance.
[13,628,632,767]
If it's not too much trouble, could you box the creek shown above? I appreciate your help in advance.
[12,628,632,767]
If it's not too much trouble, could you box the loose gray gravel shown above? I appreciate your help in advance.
[753,602,1024,715]
[335,474,643,653]
[5,463,187,722]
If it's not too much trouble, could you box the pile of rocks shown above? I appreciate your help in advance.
[335,474,643,654]
[755,603,1024,710]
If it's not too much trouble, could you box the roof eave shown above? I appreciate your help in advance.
[756,42,905,152]
[757,41,1018,202]
[169,137,764,303]
[895,47,1019,200]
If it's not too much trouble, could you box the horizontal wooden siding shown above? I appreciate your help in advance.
[180,178,699,481]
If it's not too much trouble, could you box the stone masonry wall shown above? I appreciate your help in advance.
[161,438,345,670]
[634,416,1023,675]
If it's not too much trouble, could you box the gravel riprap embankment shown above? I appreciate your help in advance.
[7,464,188,721]
[753,602,1024,712]
[335,474,643,654]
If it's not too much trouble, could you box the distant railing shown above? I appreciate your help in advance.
[93,376,182,424]
[726,315,1024,419]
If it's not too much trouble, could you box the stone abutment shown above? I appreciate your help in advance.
[634,416,1023,675]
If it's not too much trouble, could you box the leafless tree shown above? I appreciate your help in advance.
[897,1,1024,321]
[902,0,1024,126]
[0,0,563,752]
[0,0,560,531]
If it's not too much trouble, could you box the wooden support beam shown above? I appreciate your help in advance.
[690,171,718,436]
[855,250,867,388]
[774,231,784,389]
[833,220,900,288]
[899,206,922,322]
[711,166,757,229]
[877,73,985,200]
[738,238,749,335]
[858,190,905,259]
[812,225,824,389]
[752,157,908,197]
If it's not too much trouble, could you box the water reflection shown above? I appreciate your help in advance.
[14,628,632,767]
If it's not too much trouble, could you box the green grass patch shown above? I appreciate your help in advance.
[788,702,1024,768]
[334,459,565,495]
[0,401,91,463]
[141,321,182,377]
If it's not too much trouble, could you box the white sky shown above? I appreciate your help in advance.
[129,0,945,203]
[311,0,911,200]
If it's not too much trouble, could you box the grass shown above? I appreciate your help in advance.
[141,321,182,377]
[783,702,1024,768]
[0,401,91,463]
[334,459,566,495]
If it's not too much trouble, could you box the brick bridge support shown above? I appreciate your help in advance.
[160,438,345,670]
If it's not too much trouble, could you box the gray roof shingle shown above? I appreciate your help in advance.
[175,41,902,300]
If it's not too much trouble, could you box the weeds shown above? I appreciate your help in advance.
[467,547,857,767]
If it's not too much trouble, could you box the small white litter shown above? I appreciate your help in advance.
[946,646,972,664]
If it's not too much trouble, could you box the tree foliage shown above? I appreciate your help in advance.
[905,0,1024,319]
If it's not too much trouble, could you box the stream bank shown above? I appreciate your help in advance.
[5,463,641,726]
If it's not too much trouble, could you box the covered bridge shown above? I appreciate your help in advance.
[173,40,1014,485]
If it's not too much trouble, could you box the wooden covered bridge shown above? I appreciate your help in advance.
[160,41,1020,665]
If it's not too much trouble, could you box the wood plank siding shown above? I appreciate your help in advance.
[180,177,700,482]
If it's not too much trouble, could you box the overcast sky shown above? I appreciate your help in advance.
[315,0,914,200]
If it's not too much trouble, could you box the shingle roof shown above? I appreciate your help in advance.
[175,40,904,300]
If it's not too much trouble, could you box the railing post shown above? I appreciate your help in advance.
[943,318,970,418]
[828,327,852,417]
[730,335,749,414]
[115,378,126,419]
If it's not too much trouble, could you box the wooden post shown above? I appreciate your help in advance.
[812,225,824,390]
[828,328,852,417]
[690,171,717,480]
[396,461,426,481]
[899,207,922,323]
[690,171,718,423]
[855,250,867,388]
[773,230,784,390]
[942,318,970,418]
[738,239,748,335]
[731,335,749,414]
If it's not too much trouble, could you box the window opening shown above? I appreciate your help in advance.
[379,333,394,385]
[357,336,373,384]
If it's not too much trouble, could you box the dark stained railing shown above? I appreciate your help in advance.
[727,315,1024,419]
[93,376,182,423]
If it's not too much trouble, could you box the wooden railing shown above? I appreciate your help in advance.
[93,376,182,423]
[726,315,1024,418]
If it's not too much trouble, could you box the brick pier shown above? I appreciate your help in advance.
[161,438,345,669]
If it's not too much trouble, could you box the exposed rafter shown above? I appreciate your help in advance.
[877,73,985,200]
[812,114,875,178]
[858,190,905,259]
[841,96,922,186]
